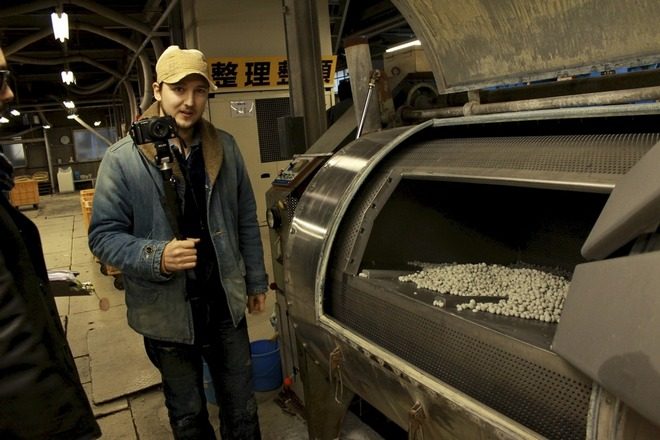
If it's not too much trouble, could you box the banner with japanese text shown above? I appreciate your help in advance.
[207,55,337,92]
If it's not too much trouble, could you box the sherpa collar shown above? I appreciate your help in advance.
[137,102,224,186]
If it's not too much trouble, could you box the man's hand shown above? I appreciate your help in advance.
[247,293,266,314]
[160,238,200,274]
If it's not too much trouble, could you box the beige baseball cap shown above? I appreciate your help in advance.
[155,45,218,91]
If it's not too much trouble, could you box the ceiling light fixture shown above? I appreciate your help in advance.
[93,120,102,127]
[0,116,9,123]
[51,11,69,42]
[10,109,20,116]
[43,124,52,129]
[61,70,76,85]
[66,113,79,119]
[63,100,76,109]
[385,39,421,53]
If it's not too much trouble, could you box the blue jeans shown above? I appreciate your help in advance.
[144,309,260,440]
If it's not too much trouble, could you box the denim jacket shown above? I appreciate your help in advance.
[88,104,268,343]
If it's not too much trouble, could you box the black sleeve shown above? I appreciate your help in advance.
[0,199,100,439]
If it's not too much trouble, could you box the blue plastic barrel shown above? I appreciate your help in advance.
[251,339,283,392]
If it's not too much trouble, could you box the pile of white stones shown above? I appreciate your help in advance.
[399,262,569,323]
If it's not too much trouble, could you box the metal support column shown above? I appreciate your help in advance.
[282,0,327,148]
[42,127,55,193]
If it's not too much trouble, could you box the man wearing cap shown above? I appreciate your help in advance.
[89,45,267,439]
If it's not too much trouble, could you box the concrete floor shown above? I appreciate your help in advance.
[26,191,384,439]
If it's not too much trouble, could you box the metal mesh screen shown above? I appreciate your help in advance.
[256,97,291,163]
[330,132,659,274]
[328,282,591,439]
[286,194,298,223]
[398,133,659,175]
[331,171,391,270]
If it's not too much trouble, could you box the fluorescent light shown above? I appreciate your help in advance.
[61,70,76,85]
[43,124,52,129]
[0,116,9,123]
[63,100,75,109]
[10,109,20,116]
[66,113,79,119]
[51,12,69,42]
[93,120,102,126]
[385,39,421,53]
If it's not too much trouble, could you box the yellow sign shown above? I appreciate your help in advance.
[207,55,337,92]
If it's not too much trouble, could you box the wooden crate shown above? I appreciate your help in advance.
[32,171,52,195]
[80,189,95,231]
[10,179,39,208]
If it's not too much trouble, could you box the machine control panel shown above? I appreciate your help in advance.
[272,153,331,187]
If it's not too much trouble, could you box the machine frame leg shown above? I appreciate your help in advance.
[298,339,354,440]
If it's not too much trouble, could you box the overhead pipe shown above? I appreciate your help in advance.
[37,109,51,127]
[4,28,51,56]
[5,23,151,107]
[71,23,153,111]
[33,96,124,111]
[9,54,122,95]
[11,55,121,95]
[14,102,123,113]
[112,0,180,112]
[123,81,138,123]
[3,1,174,125]
[70,77,118,95]
[10,54,124,96]
[0,0,164,57]
[72,115,113,146]
[343,16,408,41]
[332,0,351,55]
[401,85,660,122]
[71,0,164,57]
[143,0,167,23]
[9,54,122,78]
[0,126,43,143]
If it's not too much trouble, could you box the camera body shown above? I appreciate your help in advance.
[129,116,177,145]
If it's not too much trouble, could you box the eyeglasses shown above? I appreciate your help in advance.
[0,70,12,92]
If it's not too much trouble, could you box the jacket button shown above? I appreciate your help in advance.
[145,246,153,254]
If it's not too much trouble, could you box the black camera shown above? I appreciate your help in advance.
[129,116,177,145]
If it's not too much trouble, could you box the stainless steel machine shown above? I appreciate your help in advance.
[266,1,660,438]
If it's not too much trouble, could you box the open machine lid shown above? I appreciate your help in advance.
[581,140,660,259]
[392,0,660,93]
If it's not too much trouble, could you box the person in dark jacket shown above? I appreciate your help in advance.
[0,46,101,440]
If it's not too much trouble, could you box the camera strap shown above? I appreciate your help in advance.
[161,171,183,240]
[170,144,202,213]
[137,145,183,240]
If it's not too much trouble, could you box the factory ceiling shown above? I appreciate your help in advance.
[0,0,413,136]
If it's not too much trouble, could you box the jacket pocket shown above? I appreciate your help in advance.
[124,275,160,305]
[224,271,247,297]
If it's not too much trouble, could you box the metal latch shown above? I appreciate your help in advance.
[408,401,426,440]
[328,346,344,404]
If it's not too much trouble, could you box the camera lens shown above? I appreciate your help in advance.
[150,120,170,138]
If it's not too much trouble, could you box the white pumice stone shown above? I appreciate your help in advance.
[400,262,569,323]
